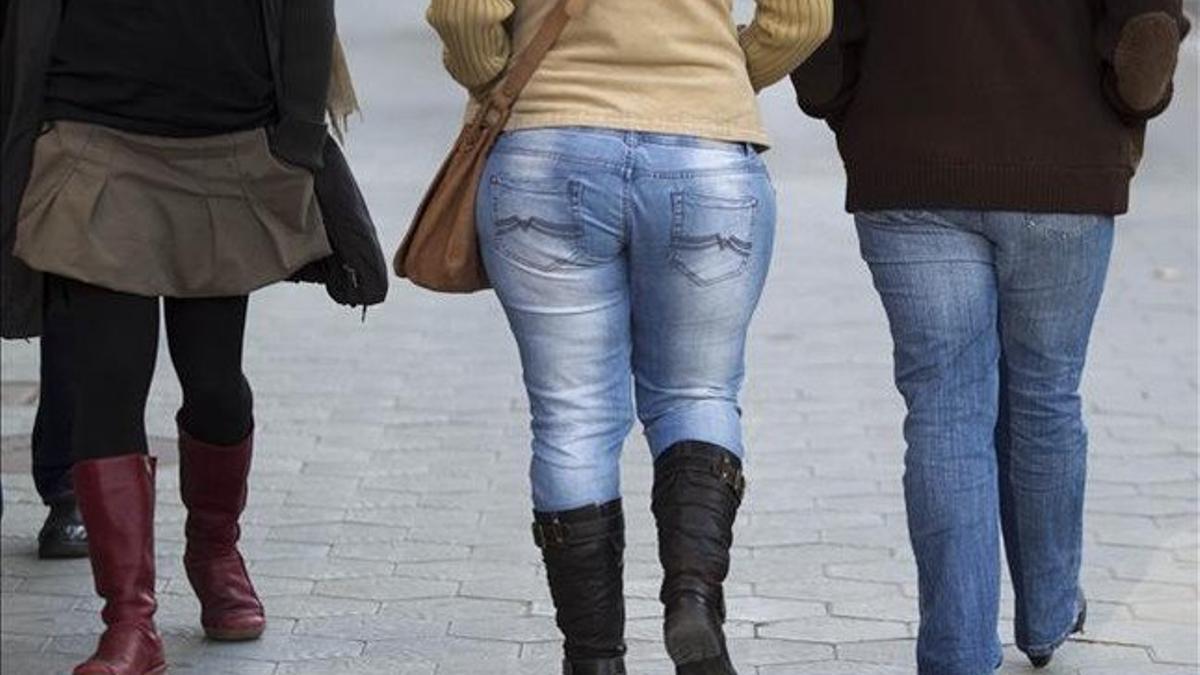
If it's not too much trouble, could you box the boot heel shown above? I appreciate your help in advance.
[665,595,736,675]
[204,623,266,642]
[664,596,723,664]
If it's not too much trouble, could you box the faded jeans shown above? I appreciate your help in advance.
[478,127,775,512]
[856,210,1113,675]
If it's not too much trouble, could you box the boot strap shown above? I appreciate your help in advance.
[564,657,627,675]
[533,501,623,550]
[532,516,623,550]
[533,520,570,549]
[656,444,747,501]
[712,455,746,501]
[675,454,746,501]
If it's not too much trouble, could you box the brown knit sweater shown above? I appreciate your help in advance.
[791,0,1190,215]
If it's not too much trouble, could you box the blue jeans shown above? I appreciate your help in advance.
[477,127,775,512]
[856,210,1113,675]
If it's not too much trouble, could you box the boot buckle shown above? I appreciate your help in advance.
[712,457,746,500]
[532,520,570,549]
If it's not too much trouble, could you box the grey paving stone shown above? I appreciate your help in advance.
[459,573,553,604]
[0,553,92,579]
[756,576,904,604]
[316,576,458,601]
[0,650,87,675]
[237,540,332,561]
[0,592,77,615]
[162,574,315,599]
[0,632,47,654]
[1129,600,1199,624]
[331,540,470,564]
[826,559,919,586]
[1083,619,1200,665]
[260,594,382,619]
[381,596,530,621]
[1,6,1196,674]
[1000,642,1157,669]
[295,613,448,641]
[725,596,828,623]
[831,596,920,624]
[1,609,104,637]
[726,638,833,666]
[821,525,912,552]
[364,635,520,661]
[275,656,436,674]
[240,504,347,527]
[391,558,539,583]
[248,557,395,581]
[1078,666,1199,675]
[835,639,919,668]
[163,628,364,663]
[449,615,561,642]
[1082,576,1197,605]
[760,660,912,675]
[51,634,282,674]
[760,616,911,644]
[268,522,410,544]
[744,540,897,571]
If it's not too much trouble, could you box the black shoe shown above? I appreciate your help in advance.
[653,441,745,675]
[534,499,627,675]
[38,497,89,559]
[1028,594,1088,669]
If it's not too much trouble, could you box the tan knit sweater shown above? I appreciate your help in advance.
[427,0,833,146]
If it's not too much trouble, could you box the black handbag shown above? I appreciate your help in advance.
[292,135,389,310]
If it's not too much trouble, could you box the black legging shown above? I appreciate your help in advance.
[45,276,254,461]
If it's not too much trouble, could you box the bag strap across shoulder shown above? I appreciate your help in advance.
[479,0,588,117]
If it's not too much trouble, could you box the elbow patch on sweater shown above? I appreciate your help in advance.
[1114,12,1181,112]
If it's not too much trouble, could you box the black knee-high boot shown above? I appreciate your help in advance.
[653,441,746,675]
[533,499,628,675]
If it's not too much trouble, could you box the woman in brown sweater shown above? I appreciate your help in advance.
[791,1,1188,673]
[427,1,831,674]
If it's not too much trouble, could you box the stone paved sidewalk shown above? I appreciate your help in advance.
[2,3,1197,674]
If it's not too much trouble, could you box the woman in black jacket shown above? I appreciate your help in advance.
[0,1,359,673]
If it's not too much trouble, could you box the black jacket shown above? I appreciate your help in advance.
[789,0,1190,215]
[0,0,379,339]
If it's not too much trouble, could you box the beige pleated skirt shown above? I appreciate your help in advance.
[14,121,332,298]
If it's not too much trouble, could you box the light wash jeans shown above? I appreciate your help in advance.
[477,127,775,513]
[855,210,1114,675]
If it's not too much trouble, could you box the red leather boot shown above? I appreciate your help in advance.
[72,455,166,675]
[179,428,265,641]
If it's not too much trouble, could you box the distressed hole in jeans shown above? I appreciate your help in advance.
[490,175,585,272]
[670,191,756,286]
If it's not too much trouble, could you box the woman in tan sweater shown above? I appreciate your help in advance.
[428,2,831,673]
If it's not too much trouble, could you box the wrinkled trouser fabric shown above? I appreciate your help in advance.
[856,210,1113,675]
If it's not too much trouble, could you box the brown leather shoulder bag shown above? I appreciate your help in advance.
[393,0,588,292]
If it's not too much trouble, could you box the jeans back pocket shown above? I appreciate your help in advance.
[670,191,757,286]
[490,175,584,273]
